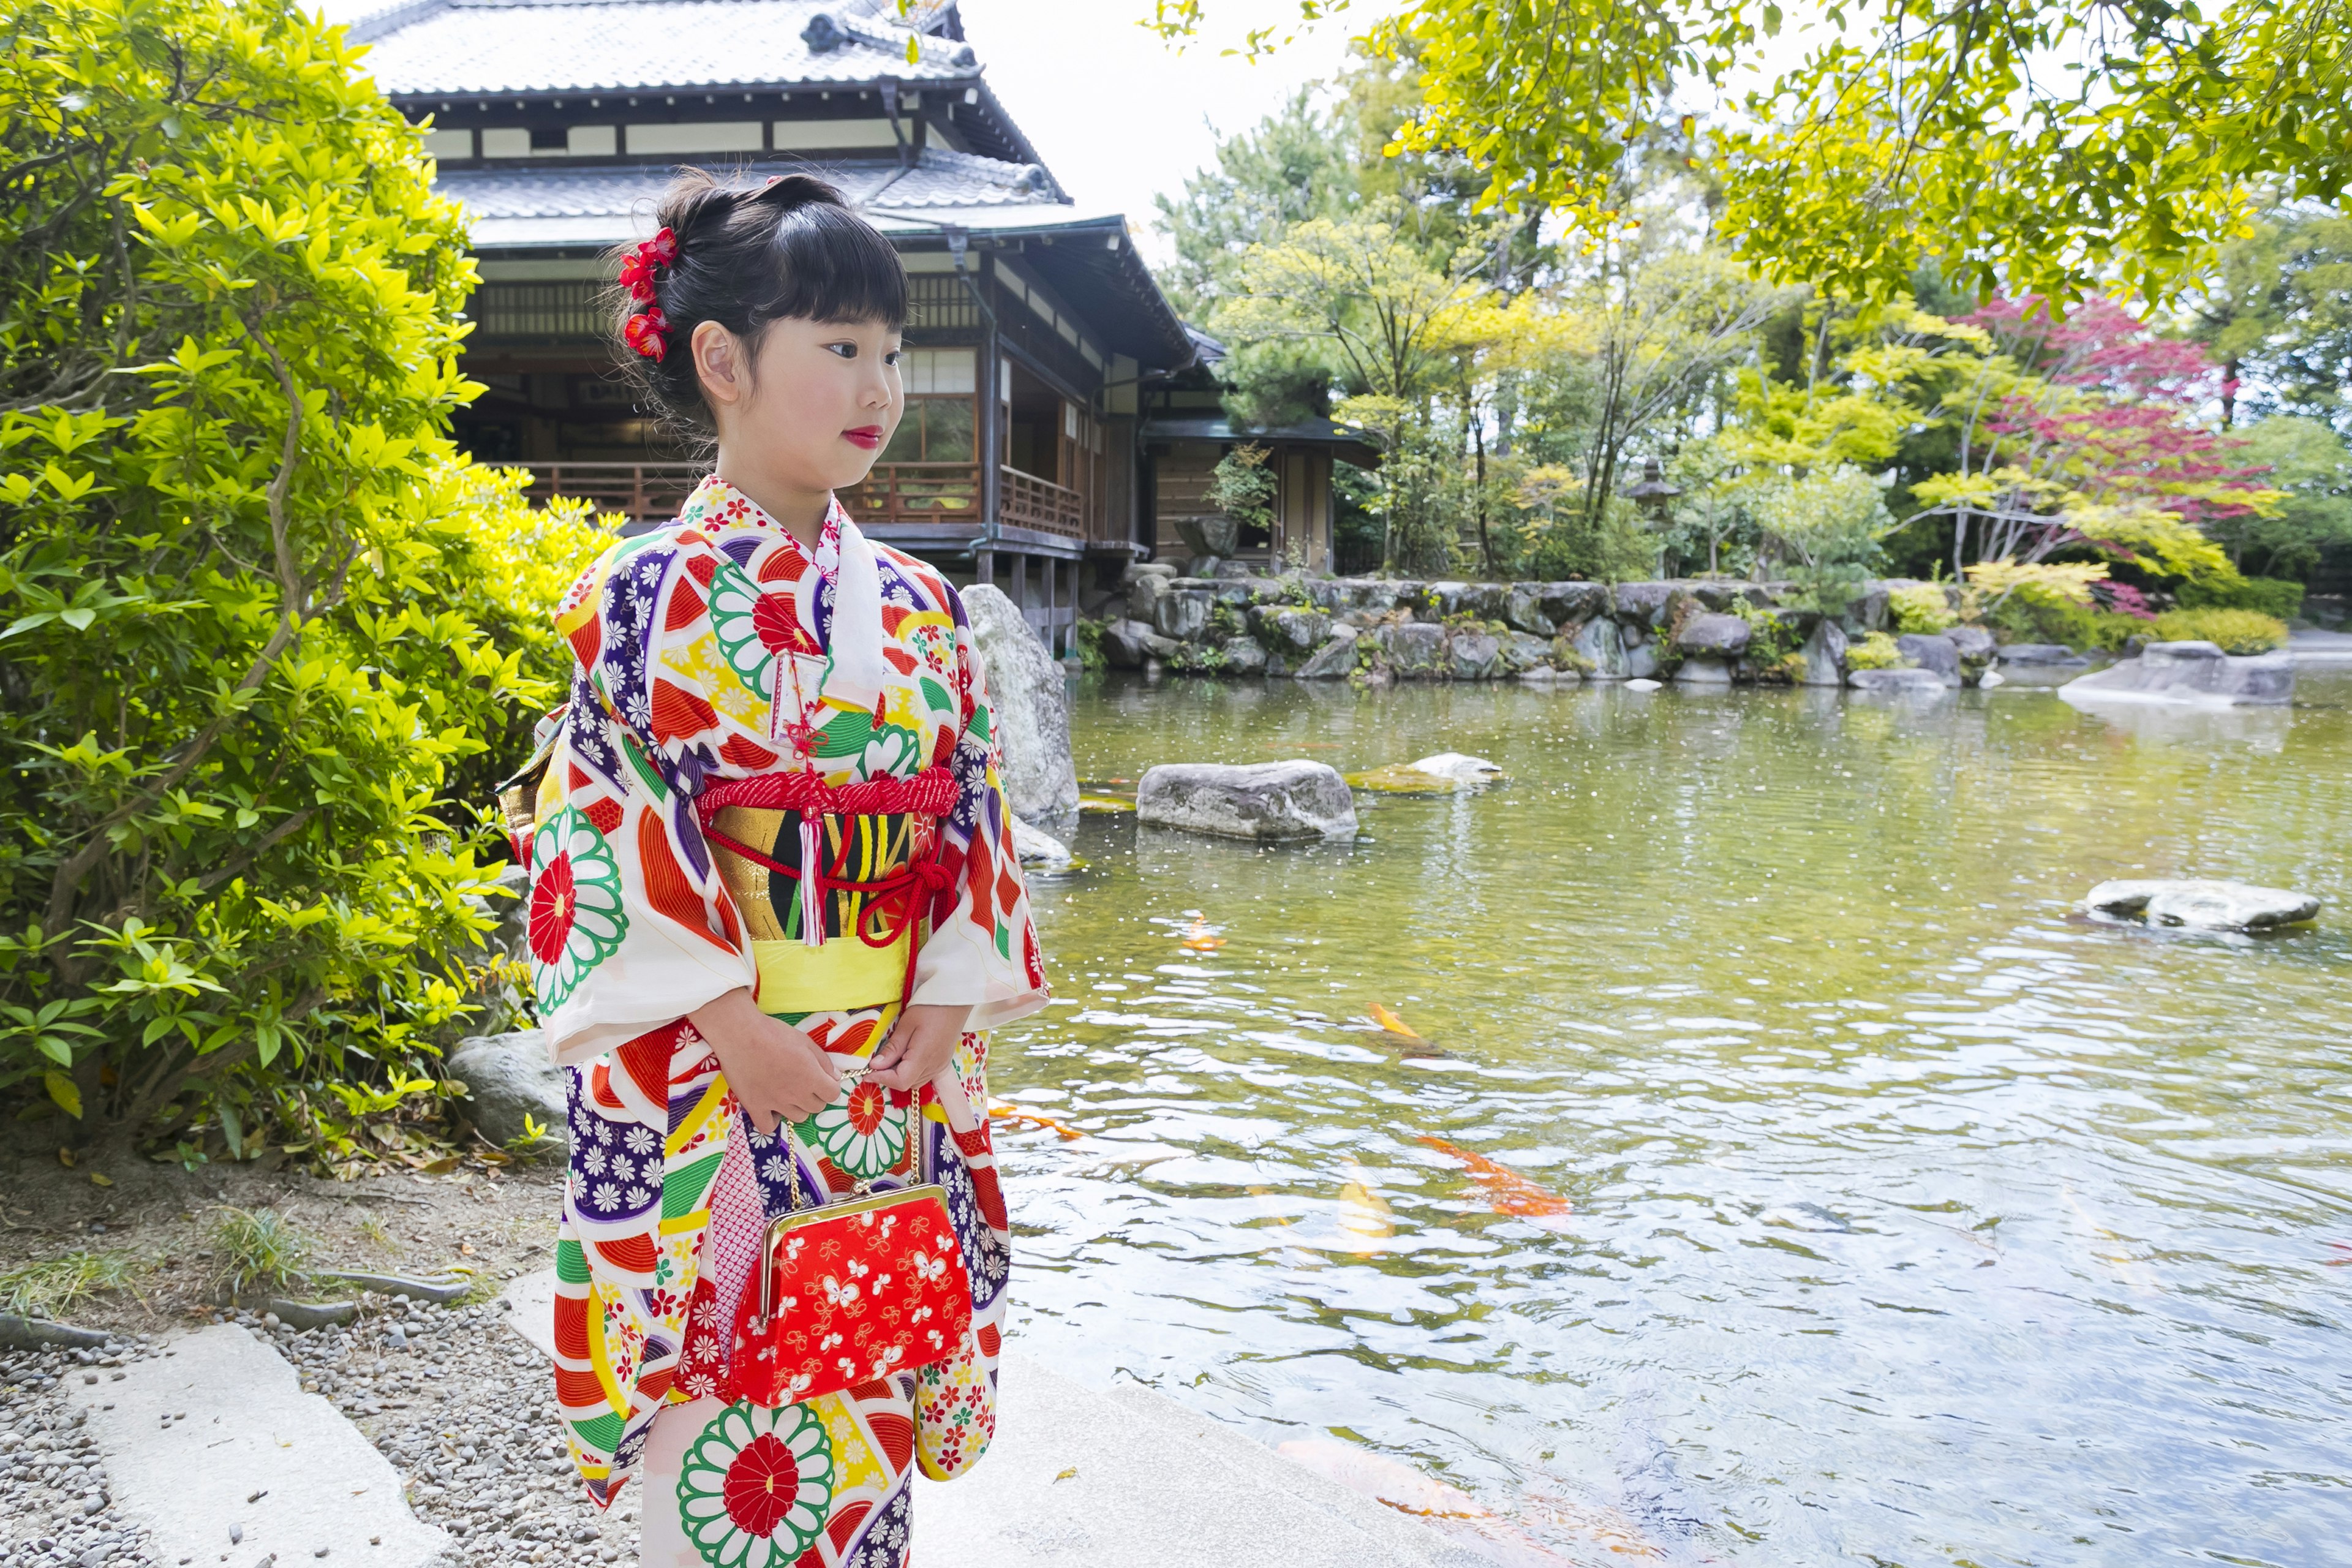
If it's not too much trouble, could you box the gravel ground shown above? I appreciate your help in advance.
[1,1338,163,1568]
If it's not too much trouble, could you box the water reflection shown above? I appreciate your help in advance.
[992,674,2352,1566]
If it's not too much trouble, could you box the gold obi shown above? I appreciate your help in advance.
[706,807,932,1015]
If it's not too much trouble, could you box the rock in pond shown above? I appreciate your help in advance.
[1373,622,1447,677]
[1448,629,1502,679]
[1847,667,1950,694]
[2084,878,2320,930]
[1134,761,1358,842]
[1294,625,1361,679]
[1572,616,1628,679]
[1674,657,1735,685]
[1675,612,1752,657]
[963,583,1081,822]
[1798,619,1849,687]
[1101,618,1176,669]
[1896,632,1961,686]
[1945,624,1997,663]
[1347,753,1506,794]
[2060,641,2294,707]
[1998,643,2088,666]
[449,1030,566,1152]
[1011,817,1080,873]
[1623,677,1662,692]
[1219,634,1269,675]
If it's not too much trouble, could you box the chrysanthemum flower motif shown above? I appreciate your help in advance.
[677,1401,834,1566]
[529,806,628,1011]
[804,1079,907,1179]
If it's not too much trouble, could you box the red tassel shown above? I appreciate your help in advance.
[800,811,826,948]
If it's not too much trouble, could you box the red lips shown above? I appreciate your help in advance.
[843,426,883,451]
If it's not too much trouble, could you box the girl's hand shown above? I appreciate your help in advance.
[867,1003,970,1091]
[687,988,840,1133]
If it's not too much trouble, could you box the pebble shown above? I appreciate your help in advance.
[0,1337,159,1567]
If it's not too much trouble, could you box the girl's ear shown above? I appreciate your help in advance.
[692,320,747,413]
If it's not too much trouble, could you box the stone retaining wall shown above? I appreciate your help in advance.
[1099,568,1996,688]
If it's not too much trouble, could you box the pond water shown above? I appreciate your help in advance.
[986,671,2352,1568]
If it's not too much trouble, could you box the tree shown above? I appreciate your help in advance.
[2185,203,2352,432]
[2211,417,2352,577]
[1148,1,2352,308]
[0,0,607,1142]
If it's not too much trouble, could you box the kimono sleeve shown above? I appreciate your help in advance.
[529,536,762,1068]
[906,588,1050,1029]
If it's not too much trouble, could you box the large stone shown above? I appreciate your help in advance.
[1011,818,1076,872]
[1373,621,1448,677]
[1294,625,1361,680]
[1945,624,1997,663]
[1896,631,1961,686]
[1847,666,1950,694]
[1540,582,1609,627]
[1421,581,1506,621]
[1219,635,1269,675]
[1622,629,1661,680]
[71,1325,451,1568]
[1689,581,1766,612]
[450,1030,566,1152]
[1675,657,1734,685]
[1798,619,1849,686]
[1101,618,1176,669]
[2060,641,2294,707]
[1675,612,1752,657]
[1134,761,1358,842]
[1574,616,1628,679]
[1503,584,1556,635]
[1447,630,1502,679]
[2083,878,2320,931]
[1125,572,1169,623]
[964,582,1082,822]
[1500,630,1553,672]
[1839,582,1892,635]
[1611,581,1676,627]
[1252,605,1333,654]
[1997,643,2087,665]
[1152,588,1215,642]
[1349,753,1507,794]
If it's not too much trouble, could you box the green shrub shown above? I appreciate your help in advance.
[1843,631,1905,669]
[1985,581,2139,652]
[0,0,610,1142]
[2147,608,2289,653]
[2174,574,2305,620]
[1887,582,1958,633]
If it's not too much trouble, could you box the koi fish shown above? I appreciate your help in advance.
[1337,1159,1394,1253]
[1368,1002,1423,1039]
[1178,915,1226,952]
[987,1101,1085,1140]
[1246,1183,1323,1269]
[2326,1242,2352,1266]
[1417,1136,1574,1229]
[1275,1440,1488,1518]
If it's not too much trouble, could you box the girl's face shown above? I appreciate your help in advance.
[692,312,905,524]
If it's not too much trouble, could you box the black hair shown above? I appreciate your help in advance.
[610,170,908,435]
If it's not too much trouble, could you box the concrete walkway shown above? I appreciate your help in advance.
[69,1324,451,1567]
[500,1270,1488,1568]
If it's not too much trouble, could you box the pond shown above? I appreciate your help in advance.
[986,671,2352,1567]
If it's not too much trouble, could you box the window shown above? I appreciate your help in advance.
[883,349,977,464]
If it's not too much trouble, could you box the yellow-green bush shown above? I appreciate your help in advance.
[1844,631,1905,669]
[0,0,612,1143]
[2147,608,2289,654]
[1887,582,1958,634]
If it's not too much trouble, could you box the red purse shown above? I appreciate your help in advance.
[723,1076,974,1407]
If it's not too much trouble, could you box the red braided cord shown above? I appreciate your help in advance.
[699,764,958,821]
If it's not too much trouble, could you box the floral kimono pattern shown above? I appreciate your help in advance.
[528,476,1047,1565]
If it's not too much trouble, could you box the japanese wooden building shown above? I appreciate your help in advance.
[353,0,1210,650]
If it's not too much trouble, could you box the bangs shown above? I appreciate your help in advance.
[758,201,908,328]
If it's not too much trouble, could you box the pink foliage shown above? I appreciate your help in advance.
[1951,298,2274,555]
[2093,581,2159,620]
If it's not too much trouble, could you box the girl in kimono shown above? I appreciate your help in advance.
[519,172,1048,1567]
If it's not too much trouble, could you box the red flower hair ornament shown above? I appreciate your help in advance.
[620,226,679,360]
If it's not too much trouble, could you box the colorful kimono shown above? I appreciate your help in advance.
[522,475,1047,1567]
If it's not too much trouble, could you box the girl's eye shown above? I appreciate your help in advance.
[826,342,857,360]
[883,351,902,368]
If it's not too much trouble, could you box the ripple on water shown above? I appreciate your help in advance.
[998,673,2352,1566]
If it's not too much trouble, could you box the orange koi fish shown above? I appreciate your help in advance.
[987,1101,1085,1141]
[1368,1002,1423,1039]
[1417,1136,1574,1224]
[1178,916,1226,952]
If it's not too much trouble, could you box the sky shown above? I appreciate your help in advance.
[957,1,1359,263]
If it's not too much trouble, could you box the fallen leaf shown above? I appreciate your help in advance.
[1053,1466,1078,1482]
[56,1147,74,1169]
[459,1242,476,1256]
[88,1173,113,1188]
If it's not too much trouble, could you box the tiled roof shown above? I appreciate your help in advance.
[438,148,1058,236]
[357,0,976,97]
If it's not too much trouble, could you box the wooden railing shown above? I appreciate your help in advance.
[517,459,1085,539]
[519,461,701,519]
[1000,464,1084,538]
[844,462,981,522]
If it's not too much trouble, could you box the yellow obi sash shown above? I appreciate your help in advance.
[708,804,928,1014]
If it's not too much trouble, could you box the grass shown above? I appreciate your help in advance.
[0,1250,137,1319]
[211,1205,317,1297]
[2148,606,2289,654]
